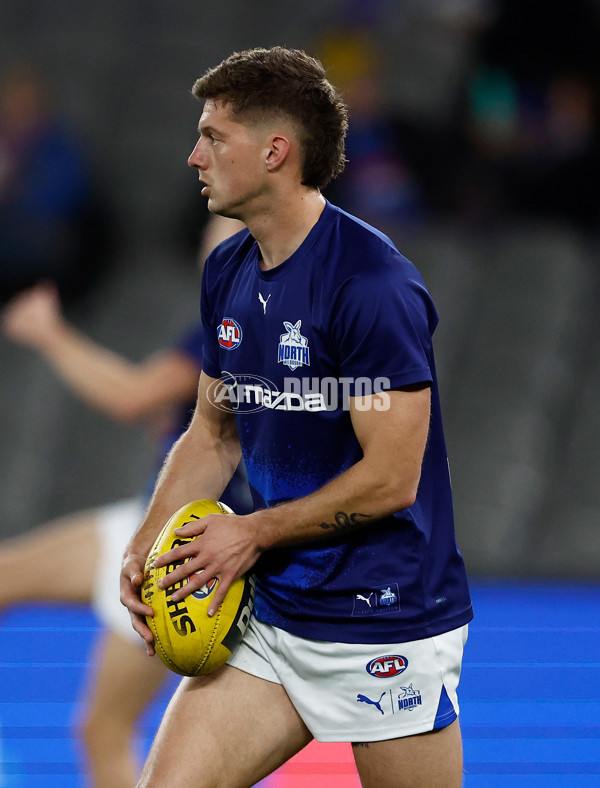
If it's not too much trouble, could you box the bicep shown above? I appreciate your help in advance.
[191,371,240,447]
[350,386,431,478]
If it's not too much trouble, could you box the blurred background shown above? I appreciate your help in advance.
[2,0,599,579]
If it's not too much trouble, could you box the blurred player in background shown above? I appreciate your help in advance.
[0,62,115,306]
[318,29,423,236]
[0,215,249,788]
[121,47,472,788]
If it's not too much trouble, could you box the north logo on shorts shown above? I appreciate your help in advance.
[218,318,243,350]
[398,684,422,712]
[366,654,408,678]
[191,577,218,600]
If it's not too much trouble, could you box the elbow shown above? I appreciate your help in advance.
[398,486,418,511]
[109,400,148,424]
[388,487,418,513]
[379,469,421,513]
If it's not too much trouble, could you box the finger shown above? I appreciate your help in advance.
[206,575,232,617]
[120,589,154,619]
[159,561,209,597]
[167,568,228,612]
[129,568,145,588]
[173,518,210,536]
[131,614,156,656]
[121,555,148,586]
[156,555,201,588]
[153,540,200,569]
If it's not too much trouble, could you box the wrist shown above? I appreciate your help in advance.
[39,319,73,355]
[246,508,278,553]
[125,530,157,562]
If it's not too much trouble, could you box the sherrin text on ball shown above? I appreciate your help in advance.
[142,499,255,676]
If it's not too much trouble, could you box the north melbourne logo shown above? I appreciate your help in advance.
[398,684,422,712]
[278,320,310,370]
[352,583,401,617]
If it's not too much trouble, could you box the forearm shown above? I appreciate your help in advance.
[39,322,147,420]
[126,421,242,558]
[154,387,430,613]
[158,445,420,611]
[249,388,430,552]
[249,452,418,552]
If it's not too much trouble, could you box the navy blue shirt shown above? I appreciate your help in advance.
[202,202,472,643]
[151,324,253,516]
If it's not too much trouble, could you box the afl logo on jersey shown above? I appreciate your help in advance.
[366,655,408,678]
[191,577,218,600]
[218,318,243,350]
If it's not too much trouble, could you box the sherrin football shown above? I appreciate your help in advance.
[142,499,255,676]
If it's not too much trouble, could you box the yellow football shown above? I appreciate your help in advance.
[142,499,255,676]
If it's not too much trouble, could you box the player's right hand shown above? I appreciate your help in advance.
[120,551,156,656]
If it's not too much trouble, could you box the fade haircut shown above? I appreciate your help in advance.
[192,46,348,190]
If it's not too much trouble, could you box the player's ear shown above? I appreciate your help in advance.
[265,134,291,172]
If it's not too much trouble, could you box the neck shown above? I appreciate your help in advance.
[245,188,326,270]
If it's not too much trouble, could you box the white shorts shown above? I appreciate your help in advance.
[92,497,146,646]
[228,617,468,742]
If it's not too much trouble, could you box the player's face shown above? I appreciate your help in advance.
[188,99,269,219]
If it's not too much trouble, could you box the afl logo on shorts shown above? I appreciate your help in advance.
[218,318,243,350]
[192,577,218,600]
[366,655,408,678]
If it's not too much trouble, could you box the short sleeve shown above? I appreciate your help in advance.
[200,256,222,379]
[330,263,437,393]
[172,324,204,369]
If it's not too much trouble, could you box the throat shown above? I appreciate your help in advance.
[256,195,326,270]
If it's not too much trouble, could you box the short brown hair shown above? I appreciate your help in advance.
[192,46,348,190]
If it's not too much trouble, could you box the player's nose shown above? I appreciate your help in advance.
[188,138,206,169]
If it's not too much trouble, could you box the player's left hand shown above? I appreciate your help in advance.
[154,513,261,615]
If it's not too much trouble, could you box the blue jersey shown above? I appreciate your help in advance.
[152,323,253,516]
[202,201,472,643]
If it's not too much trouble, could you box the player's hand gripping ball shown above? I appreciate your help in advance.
[142,499,255,676]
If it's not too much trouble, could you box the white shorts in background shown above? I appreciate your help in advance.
[228,617,468,742]
[92,497,146,646]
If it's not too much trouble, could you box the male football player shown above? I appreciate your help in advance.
[121,46,472,788]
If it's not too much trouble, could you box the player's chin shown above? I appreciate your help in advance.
[206,194,221,213]
[207,197,237,219]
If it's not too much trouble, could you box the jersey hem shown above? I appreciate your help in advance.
[378,367,433,391]
[252,605,473,645]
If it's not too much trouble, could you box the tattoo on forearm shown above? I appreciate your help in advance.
[318,511,372,533]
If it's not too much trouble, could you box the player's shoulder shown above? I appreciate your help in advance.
[203,225,254,290]
[324,202,424,287]
[328,202,396,249]
[206,225,253,266]
[321,204,436,327]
